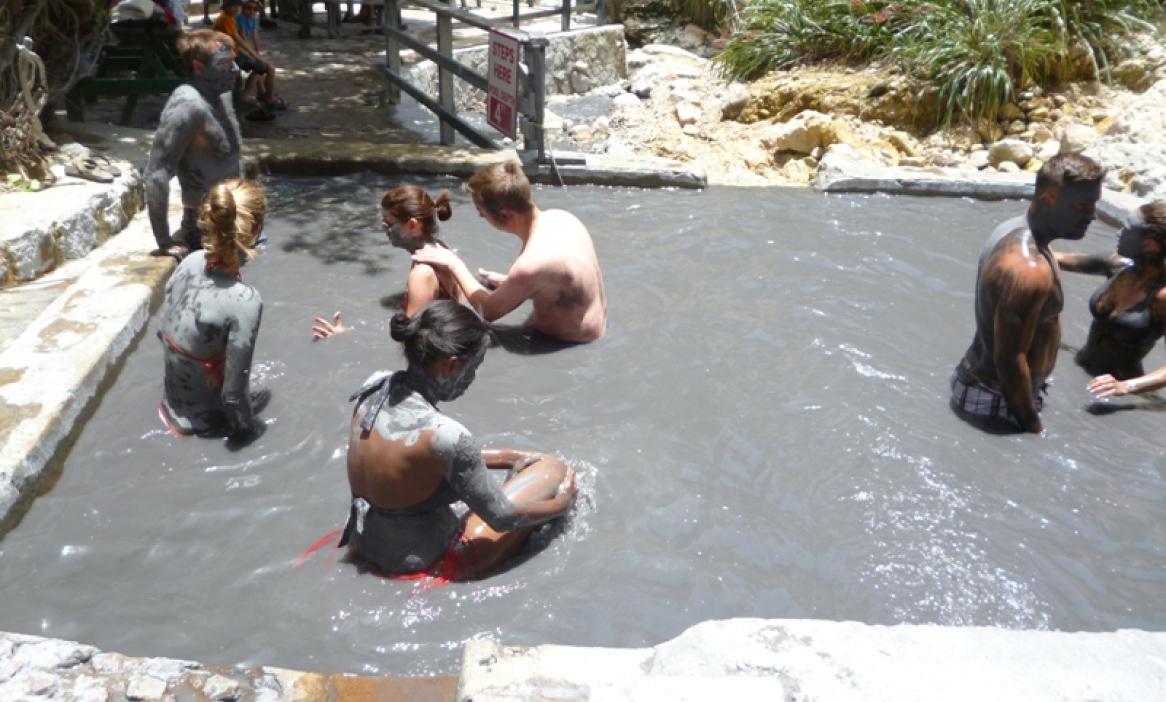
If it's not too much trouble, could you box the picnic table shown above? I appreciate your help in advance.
[65,20,187,125]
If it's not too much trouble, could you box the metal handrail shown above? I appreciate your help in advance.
[382,0,603,162]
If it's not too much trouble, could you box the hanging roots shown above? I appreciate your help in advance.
[0,0,111,179]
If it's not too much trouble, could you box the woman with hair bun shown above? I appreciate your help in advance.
[1056,201,1166,398]
[157,178,270,441]
[341,300,577,580]
[312,184,466,340]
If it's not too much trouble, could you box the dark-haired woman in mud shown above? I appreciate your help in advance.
[340,300,577,580]
[311,185,467,339]
[157,178,269,440]
[1056,201,1166,398]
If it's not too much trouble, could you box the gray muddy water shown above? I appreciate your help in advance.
[2,175,1164,676]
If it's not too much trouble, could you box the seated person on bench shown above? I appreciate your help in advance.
[214,0,286,112]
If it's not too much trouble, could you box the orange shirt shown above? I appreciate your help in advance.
[212,14,242,56]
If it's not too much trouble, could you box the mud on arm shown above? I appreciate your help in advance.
[145,95,201,248]
[221,292,264,436]
[436,427,568,532]
[992,268,1050,432]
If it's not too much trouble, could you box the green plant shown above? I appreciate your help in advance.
[715,0,1166,127]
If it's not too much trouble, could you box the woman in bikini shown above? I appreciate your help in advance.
[158,178,269,440]
[341,300,577,580]
[312,185,466,339]
[1055,201,1166,398]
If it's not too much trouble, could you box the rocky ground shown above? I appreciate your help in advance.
[550,23,1166,197]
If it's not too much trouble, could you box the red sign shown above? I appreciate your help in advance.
[487,30,519,139]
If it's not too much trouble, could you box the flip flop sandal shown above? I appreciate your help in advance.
[88,154,122,177]
[64,156,114,183]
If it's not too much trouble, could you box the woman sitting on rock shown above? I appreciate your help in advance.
[311,185,468,339]
[157,178,269,441]
[1055,201,1166,398]
[341,301,577,580]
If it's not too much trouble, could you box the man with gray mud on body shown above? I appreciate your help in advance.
[411,161,607,344]
[145,30,242,259]
[951,154,1105,434]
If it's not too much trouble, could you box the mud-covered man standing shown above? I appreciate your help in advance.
[951,154,1105,434]
[145,29,242,258]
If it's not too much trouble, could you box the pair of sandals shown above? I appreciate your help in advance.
[242,95,287,122]
[64,154,121,183]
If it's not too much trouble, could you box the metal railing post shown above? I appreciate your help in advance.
[512,0,520,28]
[384,0,401,103]
[436,12,455,145]
[596,0,605,24]
[521,36,547,164]
[561,0,570,31]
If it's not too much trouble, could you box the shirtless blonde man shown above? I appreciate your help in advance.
[411,161,607,343]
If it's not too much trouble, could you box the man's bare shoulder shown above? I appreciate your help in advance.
[982,233,1055,291]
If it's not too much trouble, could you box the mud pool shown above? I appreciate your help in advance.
[1,175,1163,676]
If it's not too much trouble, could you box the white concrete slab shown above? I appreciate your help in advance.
[458,618,1166,702]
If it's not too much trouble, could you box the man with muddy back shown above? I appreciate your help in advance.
[145,30,242,259]
[411,160,608,344]
[951,154,1105,433]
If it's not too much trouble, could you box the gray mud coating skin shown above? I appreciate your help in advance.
[145,82,241,248]
[345,372,534,573]
[158,251,263,435]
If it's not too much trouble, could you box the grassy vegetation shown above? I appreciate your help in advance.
[715,0,1165,125]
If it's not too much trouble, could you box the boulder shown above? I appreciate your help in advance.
[720,81,750,121]
[886,130,920,157]
[999,103,1025,121]
[988,139,1034,167]
[759,110,832,155]
[1113,58,1155,92]
[1059,124,1095,155]
[613,92,641,110]
[675,101,702,127]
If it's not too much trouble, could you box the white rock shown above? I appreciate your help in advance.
[988,139,1034,166]
[626,49,651,70]
[968,149,990,169]
[1036,140,1060,161]
[14,670,58,696]
[612,93,641,110]
[719,81,750,121]
[203,674,241,701]
[682,124,701,136]
[640,44,705,62]
[568,124,593,140]
[675,102,702,127]
[1059,124,1096,155]
[126,674,168,701]
[593,116,610,133]
[72,676,110,702]
[998,161,1021,173]
[14,640,96,670]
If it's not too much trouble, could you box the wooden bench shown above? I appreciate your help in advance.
[65,20,187,125]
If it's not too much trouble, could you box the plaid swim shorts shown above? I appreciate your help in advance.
[950,362,1047,428]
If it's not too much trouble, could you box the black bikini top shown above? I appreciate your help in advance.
[1088,266,1162,349]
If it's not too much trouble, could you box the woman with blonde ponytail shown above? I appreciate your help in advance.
[157,178,270,441]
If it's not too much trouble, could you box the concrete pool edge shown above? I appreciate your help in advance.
[3,619,1165,701]
[0,630,456,701]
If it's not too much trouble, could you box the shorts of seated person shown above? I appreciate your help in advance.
[236,54,270,75]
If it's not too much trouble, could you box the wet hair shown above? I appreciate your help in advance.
[1136,201,1166,241]
[1034,153,1106,196]
[465,160,533,220]
[176,30,235,71]
[199,179,266,274]
[381,185,452,237]
[389,300,491,369]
